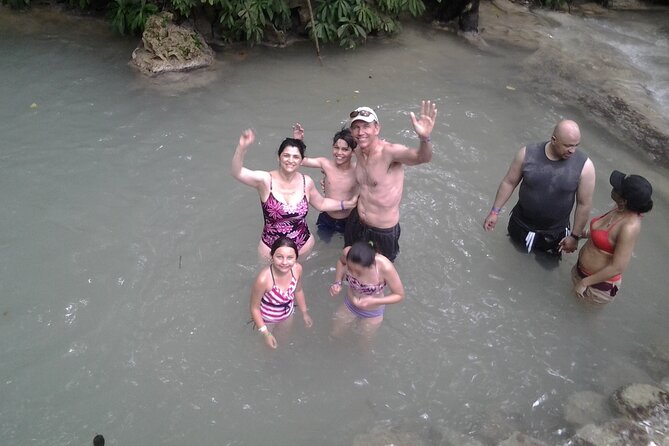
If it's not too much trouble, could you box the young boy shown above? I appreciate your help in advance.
[293,124,359,242]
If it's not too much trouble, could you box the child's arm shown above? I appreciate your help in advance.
[358,256,404,308]
[329,248,350,296]
[378,258,405,305]
[249,270,278,349]
[301,156,327,169]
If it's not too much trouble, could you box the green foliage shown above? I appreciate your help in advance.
[1,0,30,10]
[536,0,568,9]
[170,0,195,17]
[0,0,433,48]
[311,0,423,49]
[378,0,426,16]
[69,0,91,10]
[109,0,158,35]
[216,0,291,44]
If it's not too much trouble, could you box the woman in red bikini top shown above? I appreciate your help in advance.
[573,170,653,302]
[231,129,358,261]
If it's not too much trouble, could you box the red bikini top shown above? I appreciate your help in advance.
[589,211,619,254]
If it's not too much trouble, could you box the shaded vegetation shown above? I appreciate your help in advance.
[2,0,437,48]
[15,0,661,47]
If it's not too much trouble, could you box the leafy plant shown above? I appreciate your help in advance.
[170,0,195,17]
[337,16,367,49]
[109,0,159,35]
[536,0,568,10]
[310,0,422,49]
[100,0,430,47]
[216,0,291,44]
[69,0,91,10]
[1,0,30,9]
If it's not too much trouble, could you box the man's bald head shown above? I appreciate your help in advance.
[553,120,581,142]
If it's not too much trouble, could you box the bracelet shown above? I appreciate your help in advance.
[570,234,582,241]
[332,281,342,286]
[340,200,345,211]
[490,206,502,215]
[420,135,431,143]
[263,331,272,337]
[258,325,268,333]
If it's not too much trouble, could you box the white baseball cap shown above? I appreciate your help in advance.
[349,106,379,124]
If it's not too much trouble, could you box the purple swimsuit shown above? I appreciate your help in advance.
[344,265,386,318]
[261,174,311,249]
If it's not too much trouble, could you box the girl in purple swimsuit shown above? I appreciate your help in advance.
[329,241,405,345]
[232,129,358,261]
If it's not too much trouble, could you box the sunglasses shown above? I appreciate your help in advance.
[350,109,374,119]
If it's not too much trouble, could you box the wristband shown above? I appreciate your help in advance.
[420,135,431,143]
[570,234,582,241]
[340,200,345,211]
[258,325,267,333]
[332,281,342,286]
[263,331,272,337]
[490,207,502,215]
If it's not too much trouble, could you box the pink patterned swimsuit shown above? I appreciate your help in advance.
[261,173,310,249]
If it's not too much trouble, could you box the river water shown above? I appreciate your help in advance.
[1,7,668,446]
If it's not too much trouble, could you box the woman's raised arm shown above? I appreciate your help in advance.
[305,175,357,211]
[231,129,269,190]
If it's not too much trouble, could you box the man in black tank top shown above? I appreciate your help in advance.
[483,120,596,258]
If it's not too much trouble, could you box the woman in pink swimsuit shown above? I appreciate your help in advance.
[572,170,653,304]
[250,237,312,349]
[329,241,405,345]
[232,129,357,261]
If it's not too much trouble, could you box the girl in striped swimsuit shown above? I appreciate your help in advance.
[250,237,312,349]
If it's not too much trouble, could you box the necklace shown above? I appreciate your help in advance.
[606,209,625,227]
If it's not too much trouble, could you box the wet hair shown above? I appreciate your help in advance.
[332,128,357,150]
[93,434,105,446]
[278,138,306,158]
[270,236,299,259]
[346,241,377,267]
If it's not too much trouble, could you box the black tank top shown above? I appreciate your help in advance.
[514,141,587,230]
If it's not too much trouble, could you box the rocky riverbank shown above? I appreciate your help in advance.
[474,0,669,168]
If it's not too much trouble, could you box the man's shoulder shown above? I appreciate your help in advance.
[379,139,411,158]
[525,141,548,154]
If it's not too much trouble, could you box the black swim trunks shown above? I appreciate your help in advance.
[316,212,348,243]
[507,210,567,256]
[344,207,400,262]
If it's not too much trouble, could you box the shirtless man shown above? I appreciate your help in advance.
[294,126,359,242]
[344,101,438,261]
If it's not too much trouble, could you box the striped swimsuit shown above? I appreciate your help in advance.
[259,267,297,323]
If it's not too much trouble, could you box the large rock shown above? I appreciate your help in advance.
[611,383,669,420]
[570,418,649,446]
[131,12,214,76]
